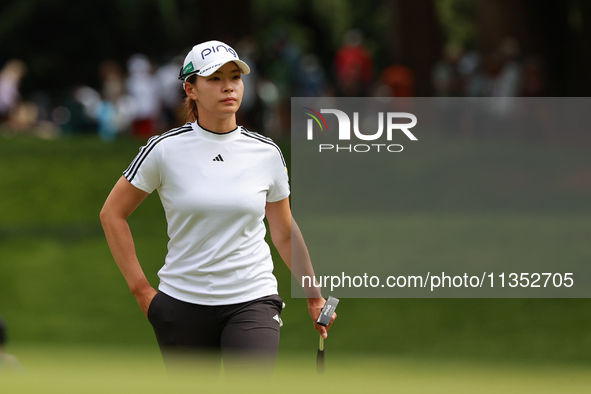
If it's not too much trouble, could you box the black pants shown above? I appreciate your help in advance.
[147,292,283,372]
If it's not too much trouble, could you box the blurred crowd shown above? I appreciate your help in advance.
[0,31,546,141]
[431,37,546,98]
[0,53,186,141]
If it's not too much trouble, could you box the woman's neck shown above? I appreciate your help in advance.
[197,115,237,134]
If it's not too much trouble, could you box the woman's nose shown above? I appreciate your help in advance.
[223,81,234,92]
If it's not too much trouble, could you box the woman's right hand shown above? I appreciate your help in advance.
[134,286,158,318]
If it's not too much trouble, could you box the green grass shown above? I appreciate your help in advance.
[1,133,591,365]
[2,345,591,394]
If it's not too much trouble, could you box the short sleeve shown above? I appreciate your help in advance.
[267,148,290,202]
[122,139,162,193]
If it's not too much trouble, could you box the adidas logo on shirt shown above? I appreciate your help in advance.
[213,154,224,162]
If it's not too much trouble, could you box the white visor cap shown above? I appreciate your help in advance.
[179,40,250,81]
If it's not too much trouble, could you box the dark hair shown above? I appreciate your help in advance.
[183,74,198,123]
[0,316,6,345]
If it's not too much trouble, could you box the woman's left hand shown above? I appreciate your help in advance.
[134,285,158,319]
[307,297,336,339]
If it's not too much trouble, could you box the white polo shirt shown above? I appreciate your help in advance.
[123,122,290,305]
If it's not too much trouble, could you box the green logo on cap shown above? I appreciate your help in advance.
[183,62,194,75]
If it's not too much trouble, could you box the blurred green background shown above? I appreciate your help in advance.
[1,135,591,363]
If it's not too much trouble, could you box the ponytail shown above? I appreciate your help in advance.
[184,96,198,123]
[183,75,199,122]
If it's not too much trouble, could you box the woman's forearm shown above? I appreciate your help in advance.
[100,177,156,317]
[100,213,152,295]
[267,199,335,336]
[272,218,332,337]
[271,217,322,299]
[100,177,153,295]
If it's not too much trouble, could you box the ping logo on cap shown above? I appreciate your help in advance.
[201,44,237,60]
[183,62,194,75]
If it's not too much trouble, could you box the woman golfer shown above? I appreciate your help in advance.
[100,40,335,371]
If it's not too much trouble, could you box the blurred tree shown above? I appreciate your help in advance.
[0,0,251,96]
[473,0,591,95]
[435,0,477,49]
[385,0,443,96]
[2,0,589,98]
[575,0,591,95]
[475,0,570,95]
[432,0,591,95]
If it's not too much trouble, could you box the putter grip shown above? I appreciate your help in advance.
[316,349,326,373]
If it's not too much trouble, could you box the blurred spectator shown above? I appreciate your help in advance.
[235,37,262,131]
[431,36,542,101]
[458,50,489,97]
[96,60,126,141]
[257,78,282,138]
[297,54,328,97]
[521,56,547,97]
[126,54,161,139]
[0,316,23,373]
[490,37,523,97]
[95,99,118,141]
[100,60,126,103]
[334,29,374,96]
[6,102,39,131]
[73,86,101,127]
[0,60,60,139]
[262,30,302,136]
[378,62,414,97]
[156,55,184,130]
[267,29,301,100]
[487,37,524,118]
[0,59,27,120]
[57,85,100,134]
[431,43,464,96]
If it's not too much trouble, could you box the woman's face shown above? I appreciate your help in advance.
[187,62,244,120]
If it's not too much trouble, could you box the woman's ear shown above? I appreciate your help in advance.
[184,81,198,101]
